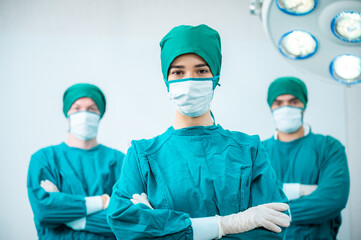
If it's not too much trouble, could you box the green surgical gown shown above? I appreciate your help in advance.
[27,142,125,240]
[107,125,288,239]
[262,131,350,240]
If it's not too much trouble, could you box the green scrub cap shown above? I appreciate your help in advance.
[63,83,106,118]
[267,76,308,108]
[160,24,222,88]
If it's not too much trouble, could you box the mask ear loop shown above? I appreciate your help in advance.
[210,75,220,124]
[163,78,170,91]
[210,110,216,125]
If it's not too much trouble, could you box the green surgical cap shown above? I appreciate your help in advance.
[160,24,222,87]
[63,83,106,118]
[267,76,308,108]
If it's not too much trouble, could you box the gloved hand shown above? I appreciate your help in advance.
[130,193,154,209]
[283,183,318,200]
[40,180,59,192]
[217,203,290,237]
[101,194,110,209]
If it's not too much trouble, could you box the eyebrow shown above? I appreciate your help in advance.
[288,97,299,101]
[275,97,299,102]
[72,103,97,107]
[194,63,209,68]
[169,63,209,69]
[169,65,184,69]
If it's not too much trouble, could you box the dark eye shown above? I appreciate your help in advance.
[198,69,208,74]
[171,70,183,75]
[291,99,300,104]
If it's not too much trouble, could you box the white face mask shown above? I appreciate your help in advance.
[168,79,214,117]
[68,111,100,140]
[272,106,303,133]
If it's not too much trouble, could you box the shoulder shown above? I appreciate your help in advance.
[98,144,125,158]
[217,125,261,148]
[261,136,274,147]
[31,143,63,159]
[29,143,64,167]
[309,132,345,148]
[129,127,173,156]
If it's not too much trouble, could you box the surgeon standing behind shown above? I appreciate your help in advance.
[262,77,350,240]
[27,83,125,239]
[107,24,290,240]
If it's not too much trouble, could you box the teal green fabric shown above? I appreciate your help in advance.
[160,24,222,89]
[63,83,106,118]
[27,143,125,240]
[262,132,350,240]
[107,125,288,239]
[267,77,308,108]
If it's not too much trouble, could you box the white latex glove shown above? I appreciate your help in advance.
[40,180,59,192]
[283,183,318,200]
[65,217,86,230]
[130,193,154,209]
[217,203,290,237]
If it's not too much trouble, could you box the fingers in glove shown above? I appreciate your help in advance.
[131,193,154,209]
[265,213,291,228]
[261,220,282,233]
[141,193,149,201]
[263,203,289,212]
[130,198,140,205]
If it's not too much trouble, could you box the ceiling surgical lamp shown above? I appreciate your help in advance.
[250,0,361,86]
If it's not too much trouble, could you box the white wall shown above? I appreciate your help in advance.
[0,1,359,239]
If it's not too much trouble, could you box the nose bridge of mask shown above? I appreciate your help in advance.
[169,79,209,94]
[69,111,100,123]
[164,75,220,91]
[272,105,304,115]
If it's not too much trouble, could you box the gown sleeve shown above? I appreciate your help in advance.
[83,210,114,236]
[27,150,87,228]
[288,137,350,224]
[238,138,289,239]
[106,144,193,239]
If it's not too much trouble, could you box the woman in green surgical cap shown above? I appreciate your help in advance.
[27,83,125,240]
[107,25,290,240]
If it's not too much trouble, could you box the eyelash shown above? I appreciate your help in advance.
[171,70,184,75]
[171,69,209,75]
[198,69,208,73]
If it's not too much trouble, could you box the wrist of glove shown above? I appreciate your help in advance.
[283,183,318,201]
[217,203,290,237]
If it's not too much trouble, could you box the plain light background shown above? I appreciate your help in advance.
[0,0,360,239]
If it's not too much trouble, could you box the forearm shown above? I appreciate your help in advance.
[237,228,286,240]
[107,199,192,239]
[83,211,115,236]
[289,193,346,224]
[28,189,87,226]
[29,190,106,227]
[65,195,108,231]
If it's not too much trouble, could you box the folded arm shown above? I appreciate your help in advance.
[289,138,350,224]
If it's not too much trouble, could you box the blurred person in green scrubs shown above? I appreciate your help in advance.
[27,83,125,240]
[263,76,350,240]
